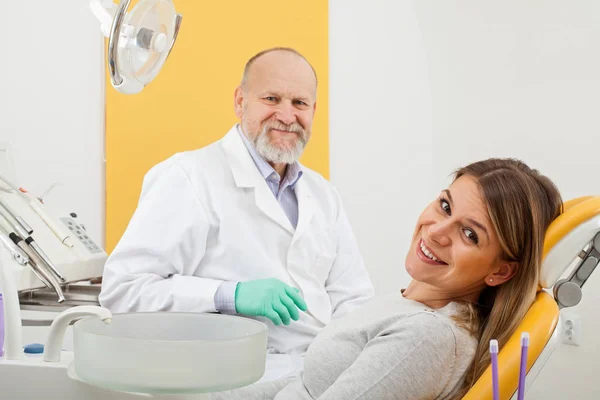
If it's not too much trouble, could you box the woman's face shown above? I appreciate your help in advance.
[405,175,513,299]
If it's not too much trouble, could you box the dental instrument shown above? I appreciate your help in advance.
[0,175,74,248]
[0,217,52,288]
[9,233,66,303]
[0,209,66,301]
[0,228,29,266]
[0,198,31,235]
[26,237,66,282]
[0,212,55,289]
[0,225,51,288]
[23,191,75,249]
[0,182,106,306]
[517,332,529,400]
[490,339,499,400]
[15,216,32,235]
[0,198,66,281]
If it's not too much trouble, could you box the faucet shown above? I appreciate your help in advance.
[44,306,112,362]
[1,246,109,361]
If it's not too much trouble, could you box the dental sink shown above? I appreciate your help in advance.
[0,307,270,399]
[71,312,268,395]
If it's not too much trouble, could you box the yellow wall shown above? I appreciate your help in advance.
[105,1,329,252]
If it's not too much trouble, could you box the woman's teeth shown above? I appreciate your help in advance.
[420,241,440,262]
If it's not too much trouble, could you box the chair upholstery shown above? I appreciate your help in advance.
[462,196,600,399]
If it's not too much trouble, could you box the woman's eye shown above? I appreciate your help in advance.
[440,199,451,215]
[463,229,479,244]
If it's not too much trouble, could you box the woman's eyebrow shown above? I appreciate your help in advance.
[467,218,489,241]
[442,189,453,203]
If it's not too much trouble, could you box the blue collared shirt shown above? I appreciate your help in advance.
[237,125,303,227]
[214,125,304,313]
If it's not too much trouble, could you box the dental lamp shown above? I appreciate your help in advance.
[89,0,182,94]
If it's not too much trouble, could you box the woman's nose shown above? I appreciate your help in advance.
[428,220,451,246]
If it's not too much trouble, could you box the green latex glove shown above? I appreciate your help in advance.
[235,278,308,326]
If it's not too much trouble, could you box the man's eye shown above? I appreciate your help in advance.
[265,97,277,102]
[440,199,451,215]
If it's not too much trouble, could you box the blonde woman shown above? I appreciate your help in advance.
[212,158,563,400]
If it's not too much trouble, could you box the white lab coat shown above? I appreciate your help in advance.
[99,125,374,355]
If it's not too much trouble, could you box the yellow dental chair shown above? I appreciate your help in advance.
[463,196,600,399]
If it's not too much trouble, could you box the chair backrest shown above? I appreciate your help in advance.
[462,196,600,399]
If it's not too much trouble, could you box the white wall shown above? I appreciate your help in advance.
[329,1,435,294]
[0,0,105,247]
[330,0,600,398]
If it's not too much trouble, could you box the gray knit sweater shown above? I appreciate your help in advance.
[211,293,478,400]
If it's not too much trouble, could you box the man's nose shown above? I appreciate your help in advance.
[275,102,297,125]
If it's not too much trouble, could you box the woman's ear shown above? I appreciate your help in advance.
[486,261,519,287]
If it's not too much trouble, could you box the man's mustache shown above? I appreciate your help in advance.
[263,121,305,137]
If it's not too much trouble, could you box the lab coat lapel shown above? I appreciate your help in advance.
[221,126,295,235]
[292,177,315,243]
[221,126,254,188]
[254,180,295,234]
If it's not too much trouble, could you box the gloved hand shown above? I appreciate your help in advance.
[235,278,308,326]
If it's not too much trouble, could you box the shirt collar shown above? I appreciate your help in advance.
[237,124,303,187]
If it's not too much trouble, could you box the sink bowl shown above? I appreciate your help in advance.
[72,312,268,394]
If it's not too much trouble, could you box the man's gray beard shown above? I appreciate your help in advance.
[253,123,307,164]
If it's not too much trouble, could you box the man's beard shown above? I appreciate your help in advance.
[252,120,308,164]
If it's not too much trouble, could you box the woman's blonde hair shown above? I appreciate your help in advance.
[451,158,563,399]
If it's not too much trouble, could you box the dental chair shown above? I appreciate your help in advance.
[463,196,600,399]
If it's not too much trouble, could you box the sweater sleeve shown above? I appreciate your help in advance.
[276,313,460,400]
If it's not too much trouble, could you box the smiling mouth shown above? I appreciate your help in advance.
[418,239,448,265]
[270,128,299,136]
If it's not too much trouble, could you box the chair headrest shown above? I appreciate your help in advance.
[540,196,600,288]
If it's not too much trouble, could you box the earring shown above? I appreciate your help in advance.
[489,278,493,282]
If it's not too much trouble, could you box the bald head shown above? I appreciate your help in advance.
[240,48,318,96]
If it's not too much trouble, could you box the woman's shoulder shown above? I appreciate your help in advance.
[372,294,478,344]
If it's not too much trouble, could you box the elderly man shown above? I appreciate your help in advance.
[99,47,374,356]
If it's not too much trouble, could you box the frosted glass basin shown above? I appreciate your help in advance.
[72,312,268,394]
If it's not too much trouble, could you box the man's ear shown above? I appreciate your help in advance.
[486,261,519,287]
[234,86,244,118]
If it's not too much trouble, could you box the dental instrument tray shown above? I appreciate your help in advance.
[19,282,101,313]
[0,176,106,307]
